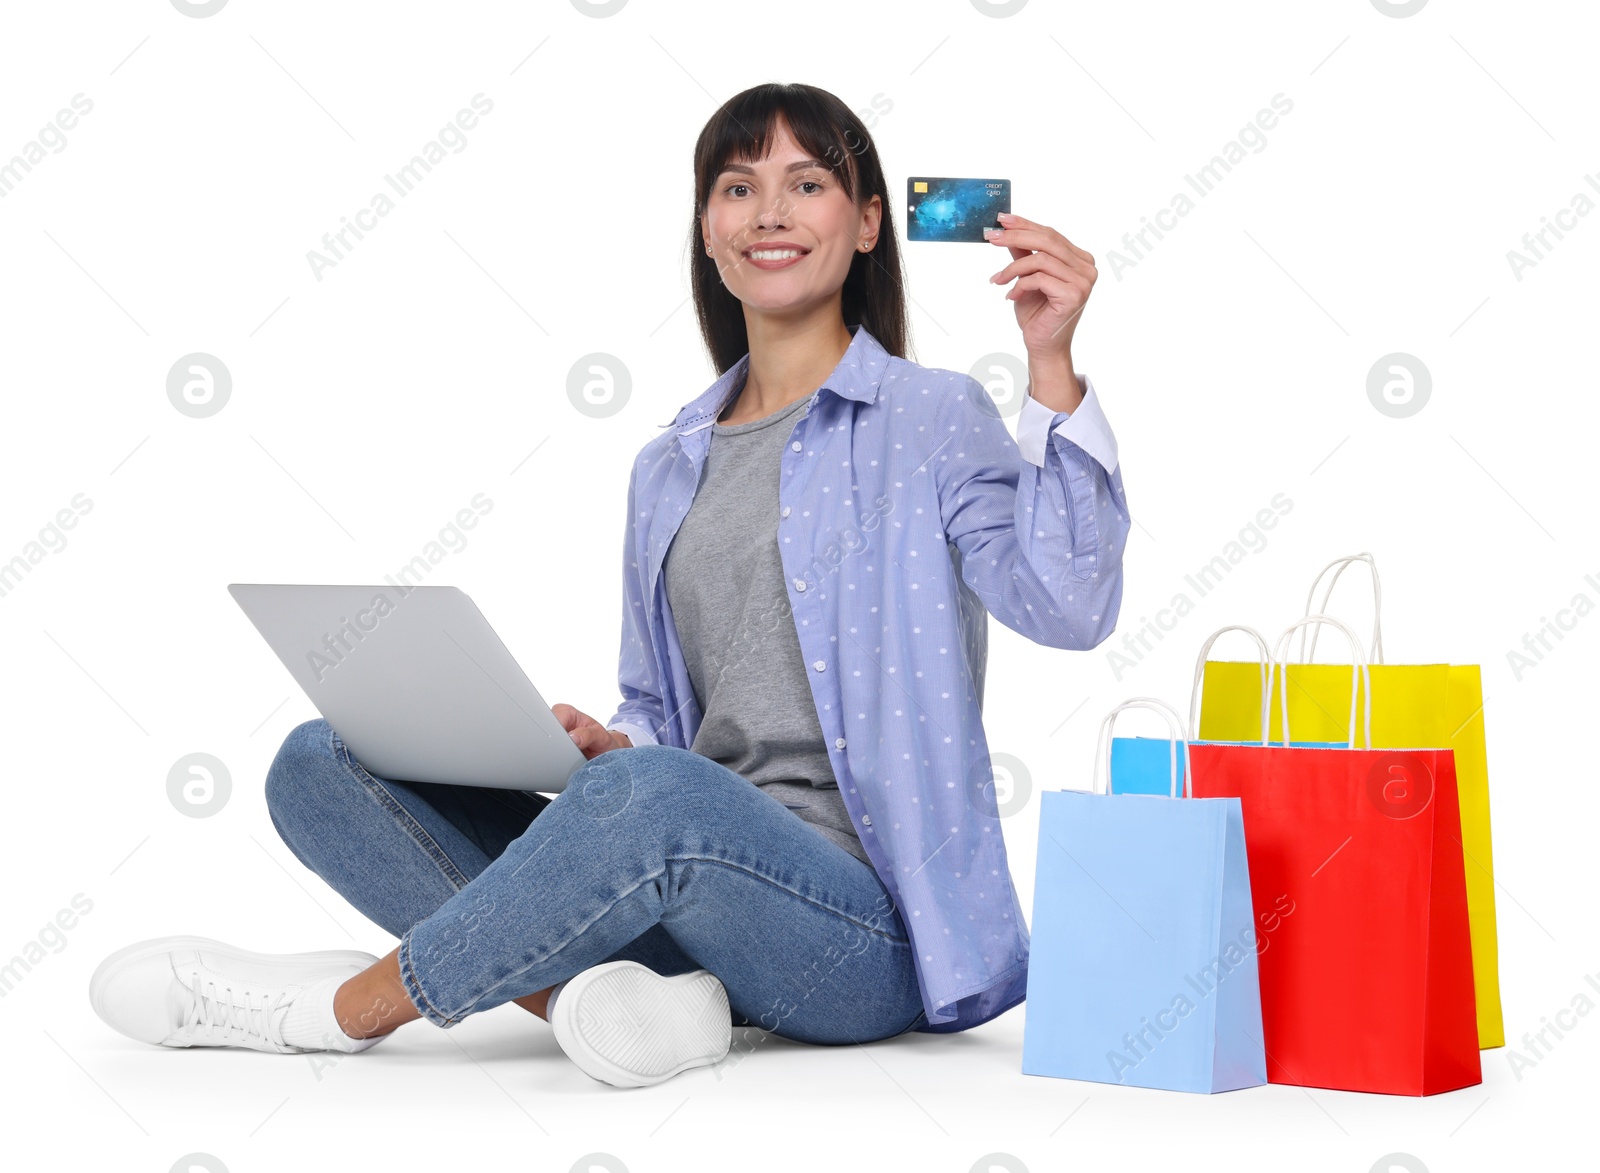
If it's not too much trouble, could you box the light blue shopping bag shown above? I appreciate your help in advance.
[1022,698,1266,1093]
[1110,734,1192,794]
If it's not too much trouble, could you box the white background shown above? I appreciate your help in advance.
[1,1,1594,1170]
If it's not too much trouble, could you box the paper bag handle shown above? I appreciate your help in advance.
[1298,553,1384,665]
[1093,697,1193,799]
[1271,615,1373,749]
[1189,624,1273,745]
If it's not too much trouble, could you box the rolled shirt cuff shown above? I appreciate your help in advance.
[1014,374,1119,474]
[605,721,658,748]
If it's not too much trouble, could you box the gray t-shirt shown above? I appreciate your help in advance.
[662,390,870,866]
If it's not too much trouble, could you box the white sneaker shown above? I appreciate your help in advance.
[89,936,379,1054]
[549,961,732,1088]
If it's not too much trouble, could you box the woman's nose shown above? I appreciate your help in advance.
[756,198,793,230]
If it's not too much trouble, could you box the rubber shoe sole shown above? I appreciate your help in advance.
[550,961,731,1088]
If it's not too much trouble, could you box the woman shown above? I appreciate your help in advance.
[88,82,1129,1088]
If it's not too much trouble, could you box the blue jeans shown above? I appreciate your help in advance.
[264,719,927,1044]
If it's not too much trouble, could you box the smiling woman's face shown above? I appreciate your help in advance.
[702,116,881,316]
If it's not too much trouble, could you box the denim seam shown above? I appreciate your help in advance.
[681,853,911,941]
[329,728,473,892]
[433,851,910,1022]
[398,927,459,1027]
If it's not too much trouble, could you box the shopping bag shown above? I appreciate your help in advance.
[1111,625,1347,799]
[1022,699,1266,1094]
[1196,554,1504,1047]
[1110,626,1278,798]
[1188,616,1481,1095]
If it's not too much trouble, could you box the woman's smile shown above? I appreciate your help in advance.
[743,244,811,270]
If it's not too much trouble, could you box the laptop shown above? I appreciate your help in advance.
[228,583,588,792]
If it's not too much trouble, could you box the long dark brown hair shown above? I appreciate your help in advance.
[688,83,910,375]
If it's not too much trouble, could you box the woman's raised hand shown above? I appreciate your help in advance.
[551,703,630,761]
[985,210,1097,376]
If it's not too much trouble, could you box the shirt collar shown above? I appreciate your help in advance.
[672,323,889,436]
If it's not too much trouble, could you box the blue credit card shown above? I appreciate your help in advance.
[906,177,1011,242]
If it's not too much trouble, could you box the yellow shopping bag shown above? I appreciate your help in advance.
[1196,554,1504,1049]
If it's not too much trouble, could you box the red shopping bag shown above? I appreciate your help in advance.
[1188,615,1481,1096]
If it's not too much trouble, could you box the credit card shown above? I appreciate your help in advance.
[905,177,1011,242]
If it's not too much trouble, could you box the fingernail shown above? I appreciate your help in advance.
[982,227,1003,241]
[569,730,582,744]
[997,212,1016,222]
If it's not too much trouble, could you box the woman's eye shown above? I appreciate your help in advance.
[722,178,824,197]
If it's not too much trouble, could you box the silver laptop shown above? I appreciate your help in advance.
[228,584,588,791]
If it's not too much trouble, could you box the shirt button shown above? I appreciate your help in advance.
[812,660,826,672]
[794,579,806,591]
[790,441,802,452]
[781,506,791,518]
[835,737,846,749]
[862,814,872,827]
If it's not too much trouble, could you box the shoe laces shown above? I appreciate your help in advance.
[184,972,295,1051]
